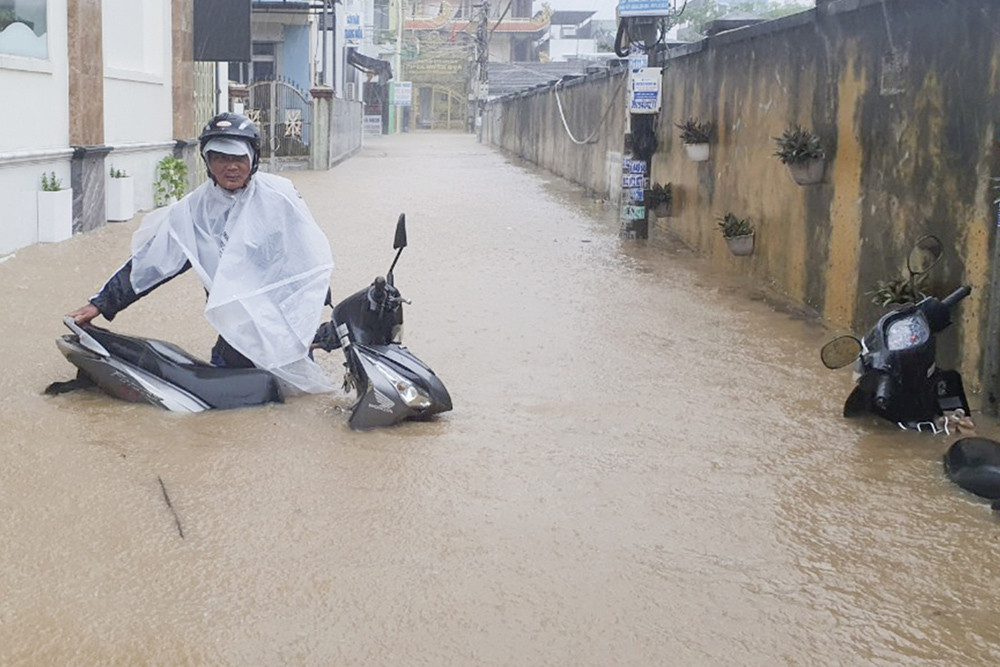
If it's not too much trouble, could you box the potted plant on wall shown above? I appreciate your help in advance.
[37,171,73,243]
[107,165,134,222]
[153,156,188,207]
[646,182,673,217]
[676,119,712,162]
[717,212,755,256]
[773,125,825,185]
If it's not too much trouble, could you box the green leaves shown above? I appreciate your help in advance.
[40,171,62,192]
[675,119,712,144]
[153,157,188,206]
[773,125,824,165]
[717,212,754,238]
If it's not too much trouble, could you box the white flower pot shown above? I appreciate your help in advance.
[107,176,135,221]
[725,232,755,256]
[787,157,825,185]
[37,189,73,243]
[684,142,710,162]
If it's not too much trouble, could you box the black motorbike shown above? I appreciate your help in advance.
[820,235,971,432]
[312,214,452,429]
[50,214,451,430]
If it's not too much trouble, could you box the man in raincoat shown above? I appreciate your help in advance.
[68,112,335,393]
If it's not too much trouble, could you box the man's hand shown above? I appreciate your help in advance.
[68,303,100,325]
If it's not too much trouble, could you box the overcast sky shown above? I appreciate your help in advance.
[545,0,813,24]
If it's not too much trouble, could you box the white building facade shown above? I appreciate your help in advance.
[0,0,192,256]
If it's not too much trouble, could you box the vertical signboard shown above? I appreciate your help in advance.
[344,1,363,48]
[619,155,648,239]
[392,81,412,106]
[629,67,662,115]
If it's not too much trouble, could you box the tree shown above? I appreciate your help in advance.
[675,0,811,40]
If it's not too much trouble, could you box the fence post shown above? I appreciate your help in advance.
[310,87,334,170]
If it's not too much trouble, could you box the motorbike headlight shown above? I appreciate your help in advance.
[373,361,431,408]
[885,314,930,351]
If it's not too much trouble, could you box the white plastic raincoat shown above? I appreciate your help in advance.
[130,172,335,393]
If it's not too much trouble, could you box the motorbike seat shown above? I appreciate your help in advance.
[84,326,283,409]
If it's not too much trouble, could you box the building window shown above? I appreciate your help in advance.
[230,42,279,84]
[0,0,48,59]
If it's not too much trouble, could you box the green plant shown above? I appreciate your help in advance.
[109,165,129,178]
[153,156,188,206]
[646,182,672,208]
[867,273,928,307]
[676,118,712,144]
[717,212,754,238]
[40,171,63,192]
[773,125,824,164]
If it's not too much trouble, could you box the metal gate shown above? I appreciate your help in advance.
[416,86,466,130]
[246,79,312,163]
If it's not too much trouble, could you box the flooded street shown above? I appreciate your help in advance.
[4,132,1000,664]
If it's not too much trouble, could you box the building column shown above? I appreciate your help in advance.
[67,0,108,233]
[172,0,195,140]
[310,86,334,170]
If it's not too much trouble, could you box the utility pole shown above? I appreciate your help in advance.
[474,0,490,139]
[614,2,685,240]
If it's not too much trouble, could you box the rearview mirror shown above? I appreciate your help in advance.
[907,234,943,276]
[821,335,862,369]
[393,213,407,250]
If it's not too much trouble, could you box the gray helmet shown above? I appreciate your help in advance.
[198,112,261,178]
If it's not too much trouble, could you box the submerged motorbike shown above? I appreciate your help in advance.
[820,235,971,432]
[49,214,451,430]
[311,214,452,429]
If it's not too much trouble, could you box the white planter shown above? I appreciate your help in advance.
[107,176,135,221]
[684,142,710,162]
[787,157,825,185]
[37,189,73,243]
[725,232,755,256]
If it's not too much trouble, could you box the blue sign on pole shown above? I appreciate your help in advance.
[618,0,676,18]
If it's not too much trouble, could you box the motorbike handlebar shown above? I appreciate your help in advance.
[874,374,892,411]
[941,285,971,309]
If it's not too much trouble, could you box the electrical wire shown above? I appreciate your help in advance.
[553,73,627,145]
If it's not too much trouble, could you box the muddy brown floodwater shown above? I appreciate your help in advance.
[3,133,1000,665]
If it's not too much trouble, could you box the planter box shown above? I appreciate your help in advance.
[37,189,73,243]
[725,232,754,256]
[684,142,710,162]
[107,176,135,221]
[787,157,825,185]
[653,201,672,217]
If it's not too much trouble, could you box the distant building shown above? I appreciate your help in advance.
[543,10,597,62]
[402,0,552,129]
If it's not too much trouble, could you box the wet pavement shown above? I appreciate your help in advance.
[2,132,1000,664]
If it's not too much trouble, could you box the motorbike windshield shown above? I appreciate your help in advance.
[885,313,930,351]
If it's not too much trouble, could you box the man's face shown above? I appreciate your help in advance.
[208,151,252,191]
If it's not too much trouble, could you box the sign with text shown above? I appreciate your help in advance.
[618,0,677,18]
[345,13,363,46]
[623,188,644,203]
[621,174,649,189]
[630,67,662,114]
[363,115,382,137]
[392,81,412,106]
[621,205,646,220]
[623,158,647,175]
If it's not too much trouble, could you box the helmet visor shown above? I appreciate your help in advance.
[202,137,252,158]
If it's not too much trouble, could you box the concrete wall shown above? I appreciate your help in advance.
[483,0,1000,392]
[330,97,364,165]
[483,67,627,197]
